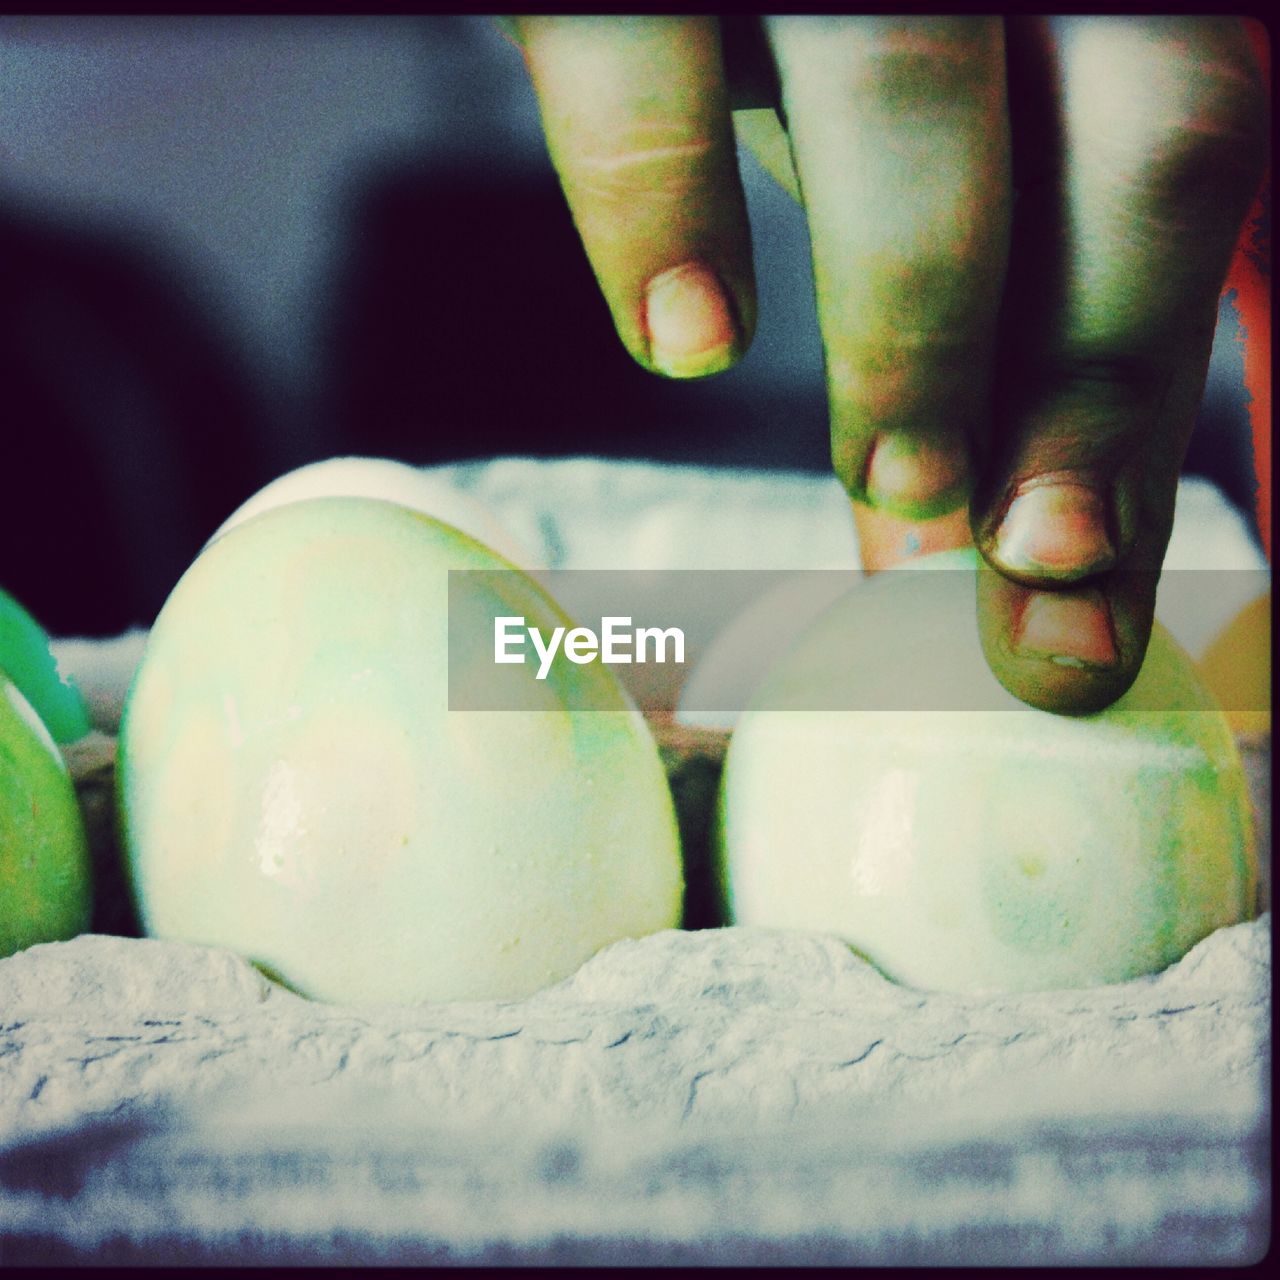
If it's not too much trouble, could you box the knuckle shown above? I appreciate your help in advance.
[564,136,720,205]
[1068,21,1268,213]
[1146,60,1267,208]
[857,19,1005,118]
[826,331,983,437]
[773,16,1004,118]
[820,251,1000,433]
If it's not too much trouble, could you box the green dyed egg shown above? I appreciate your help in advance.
[718,549,1258,992]
[118,497,682,1004]
[0,587,92,744]
[0,675,93,957]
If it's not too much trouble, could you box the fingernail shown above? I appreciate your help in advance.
[645,262,738,378]
[993,480,1114,578]
[864,433,970,515]
[1013,589,1118,668]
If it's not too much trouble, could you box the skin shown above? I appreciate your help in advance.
[505,15,1267,715]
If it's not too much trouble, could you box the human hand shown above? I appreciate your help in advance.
[507,15,1266,714]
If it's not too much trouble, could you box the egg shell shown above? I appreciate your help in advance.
[1197,591,1271,737]
[0,675,93,957]
[212,456,537,568]
[118,497,682,1004]
[0,587,92,743]
[677,567,861,731]
[717,549,1257,993]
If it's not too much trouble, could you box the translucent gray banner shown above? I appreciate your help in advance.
[447,569,1270,714]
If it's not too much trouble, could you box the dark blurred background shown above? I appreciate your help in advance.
[0,15,1264,636]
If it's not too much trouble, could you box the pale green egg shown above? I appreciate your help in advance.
[0,675,92,957]
[717,549,1257,992]
[117,497,682,1004]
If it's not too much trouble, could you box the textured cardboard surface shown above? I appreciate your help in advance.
[0,919,1269,1265]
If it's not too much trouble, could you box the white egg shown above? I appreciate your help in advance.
[676,566,861,730]
[214,457,537,568]
[681,544,1266,733]
[717,549,1257,993]
[118,497,681,1003]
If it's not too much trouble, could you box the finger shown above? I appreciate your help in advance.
[515,16,755,379]
[975,17,1267,713]
[976,369,1190,716]
[852,503,974,572]
[765,15,1011,519]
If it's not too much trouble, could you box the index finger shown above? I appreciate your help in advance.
[514,16,756,379]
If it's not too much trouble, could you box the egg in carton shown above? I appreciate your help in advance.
[8,460,1270,997]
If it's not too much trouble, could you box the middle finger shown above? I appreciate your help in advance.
[767,15,1011,520]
